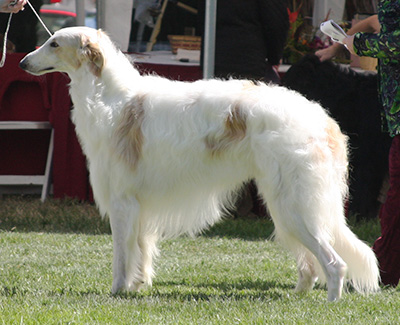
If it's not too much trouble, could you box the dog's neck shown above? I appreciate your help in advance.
[69,45,141,114]
[68,45,142,151]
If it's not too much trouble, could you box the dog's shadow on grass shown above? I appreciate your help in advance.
[203,217,275,241]
[0,276,323,302]
[115,278,296,302]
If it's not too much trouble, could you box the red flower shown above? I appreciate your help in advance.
[287,7,300,25]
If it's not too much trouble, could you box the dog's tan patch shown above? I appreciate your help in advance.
[86,42,104,77]
[309,119,348,163]
[114,95,146,170]
[326,117,348,163]
[80,34,104,77]
[206,104,247,156]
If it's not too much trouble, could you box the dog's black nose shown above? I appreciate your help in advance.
[19,59,27,70]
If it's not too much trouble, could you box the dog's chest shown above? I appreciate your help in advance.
[70,99,113,157]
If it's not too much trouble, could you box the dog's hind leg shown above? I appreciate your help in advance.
[256,178,348,301]
[294,251,318,293]
[274,217,347,301]
[109,197,142,294]
[301,235,347,301]
[138,232,159,288]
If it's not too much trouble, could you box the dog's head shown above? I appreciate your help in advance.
[20,27,106,77]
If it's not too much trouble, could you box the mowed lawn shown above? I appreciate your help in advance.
[0,197,399,324]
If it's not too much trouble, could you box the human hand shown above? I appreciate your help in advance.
[315,43,341,62]
[342,35,356,55]
[0,0,27,13]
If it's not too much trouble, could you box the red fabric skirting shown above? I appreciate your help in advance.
[373,134,400,287]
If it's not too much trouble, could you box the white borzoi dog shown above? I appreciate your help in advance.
[20,27,379,301]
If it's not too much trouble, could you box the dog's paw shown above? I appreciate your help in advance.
[111,277,129,295]
[129,280,147,292]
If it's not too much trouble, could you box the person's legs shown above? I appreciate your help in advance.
[373,134,400,286]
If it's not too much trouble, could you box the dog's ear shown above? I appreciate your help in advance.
[80,34,104,77]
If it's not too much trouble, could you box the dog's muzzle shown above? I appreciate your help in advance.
[19,56,54,75]
[19,57,28,71]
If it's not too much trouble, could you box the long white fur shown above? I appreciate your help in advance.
[20,27,380,301]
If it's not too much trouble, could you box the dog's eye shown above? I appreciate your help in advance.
[50,41,59,48]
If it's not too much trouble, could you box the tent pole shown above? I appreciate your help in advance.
[75,0,85,26]
[96,0,106,29]
[203,0,216,79]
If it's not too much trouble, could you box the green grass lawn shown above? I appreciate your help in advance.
[0,197,399,324]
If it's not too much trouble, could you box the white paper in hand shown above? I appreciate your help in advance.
[320,20,348,44]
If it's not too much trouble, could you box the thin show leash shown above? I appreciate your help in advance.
[0,0,53,67]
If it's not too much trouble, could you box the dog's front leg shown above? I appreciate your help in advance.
[109,197,142,294]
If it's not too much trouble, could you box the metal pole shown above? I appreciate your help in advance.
[75,0,85,26]
[203,0,216,79]
[96,0,106,29]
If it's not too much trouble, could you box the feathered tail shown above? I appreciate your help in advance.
[333,224,380,293]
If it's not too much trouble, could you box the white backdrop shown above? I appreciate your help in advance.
[96,0,134,51]
[312,0,346,27]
